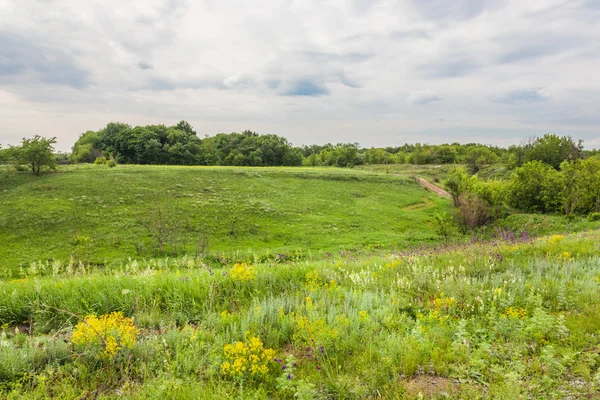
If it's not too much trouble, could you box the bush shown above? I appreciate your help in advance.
[94,156,107,165]
[107,156,117,168]
[508,161,562,213]
[588,212,600,221]
[454,194,492,231]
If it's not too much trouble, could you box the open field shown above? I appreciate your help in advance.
[0,165,450,274]
[2,164,600,399]
[1,230,600,398]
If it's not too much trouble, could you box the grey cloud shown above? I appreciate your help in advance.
[421,58,479,78]
[549,114,600,126]
[338,73,361,89]
[266,79,281,89]
[390,29,431,40]
[138,61,154,70]
[497,35,580,64]
[409,0,492,20]
[262,49,365,96]
[0,32,89,88]
[494,88,548,104]
[584,0,600,10]
[99,0,188,54]
[301,51,374,64]
[408,90,441,105]
[499,45,561,64]
[145,78,177,91]
[279,80,330,97]
[135,76,227,92]
[349,0,382,13]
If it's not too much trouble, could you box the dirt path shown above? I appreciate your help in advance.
[417,177,452,199]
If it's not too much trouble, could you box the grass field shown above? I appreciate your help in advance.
[0,165,450,274]
[2,164,600,399]
[1,230,600,398]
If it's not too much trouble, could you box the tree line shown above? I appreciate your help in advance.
[1,121,594,173]
[70,122,304,167]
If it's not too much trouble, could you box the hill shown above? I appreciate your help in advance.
[0,165,450,273]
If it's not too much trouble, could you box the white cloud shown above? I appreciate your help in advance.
[0,0,599,150]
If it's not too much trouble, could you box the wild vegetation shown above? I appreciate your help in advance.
[2,230,600,398]
[0,165,449,274]
[1,125,599,398]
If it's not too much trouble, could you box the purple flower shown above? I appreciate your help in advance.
[292,362,297,367]
[317,366,322,371]
[282,365,287,370]
[319,346,324,354]
[287,374,292,380]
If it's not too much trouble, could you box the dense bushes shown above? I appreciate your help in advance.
[508,161,562,213]
[508,159,600,215]
[445,167,507,230]
[446,157,600,230]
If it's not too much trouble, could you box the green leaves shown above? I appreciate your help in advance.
[10,135,57,175]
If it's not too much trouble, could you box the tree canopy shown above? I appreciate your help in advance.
[71,123,303,167]
[67,124,593,172]
[9,136,58,175]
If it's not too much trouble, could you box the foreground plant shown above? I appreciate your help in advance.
[71,311,139,359]
[229,262,256,281]
[221,332,276,379]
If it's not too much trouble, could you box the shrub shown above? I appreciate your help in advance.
[431,212,455,243]
[445,167,470,207]
[107,156,118,168]
[94,156,107,165]
[454,194,492,231]
[508,161,562,213]
[588,212,600,221]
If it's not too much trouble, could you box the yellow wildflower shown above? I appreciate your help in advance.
[71,312,139,359]
[229,263,256,281]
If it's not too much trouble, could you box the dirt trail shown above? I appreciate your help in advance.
[417,177,452,199]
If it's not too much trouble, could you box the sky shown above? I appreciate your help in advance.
[0,0,599,152]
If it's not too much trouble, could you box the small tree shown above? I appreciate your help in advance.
[445,167,470,206]
[432,212,456,243]
[11,135,57,175]
[140,202,180,253]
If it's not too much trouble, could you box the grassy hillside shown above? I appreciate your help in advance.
[0,165,450,273]
[1,230,600,398]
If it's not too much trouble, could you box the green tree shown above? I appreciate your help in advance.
[508,161,562,213]
[524,134,583,169]
[71,130,102,163]
[559,159,600,215]
[445,167,470,206]
[11,135,58,175]
[463,146,499,174]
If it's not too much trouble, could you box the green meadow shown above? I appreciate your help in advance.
[2,230,600,398]
[0,165,449,273]
[2,164,600,399]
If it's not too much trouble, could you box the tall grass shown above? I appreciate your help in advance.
[2,230,600,398]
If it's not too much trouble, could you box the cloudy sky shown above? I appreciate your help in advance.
[0,0,599,151]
